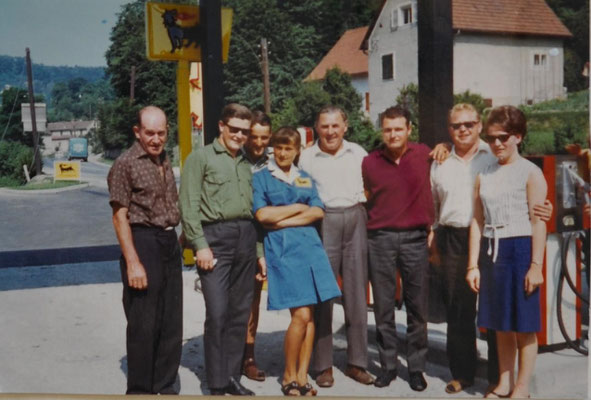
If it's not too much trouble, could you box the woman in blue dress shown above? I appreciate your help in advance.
[252,127,341,396]
[467,106,547,398]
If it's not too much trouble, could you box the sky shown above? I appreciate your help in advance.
[0,0,132,67]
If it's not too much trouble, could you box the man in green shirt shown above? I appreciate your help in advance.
[179,103,257,396]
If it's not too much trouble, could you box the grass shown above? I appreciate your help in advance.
[11,180,86,190]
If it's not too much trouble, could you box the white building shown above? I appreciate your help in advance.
[43,120,97,155]
[363,0,572,125]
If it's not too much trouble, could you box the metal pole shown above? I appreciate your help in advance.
[201,0,224,145]
[25,48,41,175]
[261,38,271,114]
[417,0,453,147]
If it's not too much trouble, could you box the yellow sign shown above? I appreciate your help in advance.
[145,2,233,62]
[54,161,81,181]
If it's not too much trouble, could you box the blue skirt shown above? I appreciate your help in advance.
[477,236,541,332]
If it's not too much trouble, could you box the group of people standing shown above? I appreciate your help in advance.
[107,101,551,398]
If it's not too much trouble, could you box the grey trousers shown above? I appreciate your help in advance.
[312,204,369,372]
[198,220,257,389]
[368,228,429,373]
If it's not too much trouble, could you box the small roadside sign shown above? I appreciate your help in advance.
[54,161,81,181]
[145,2,233,62]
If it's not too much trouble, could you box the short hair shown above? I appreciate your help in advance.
[251,110,271,128]
[380,105,411,126]
[271,126,301,149]
[484,105,527,140]
[220,103,252,124]
[137,105,167,127]
[315,105,348,125]
[448,103,480,123]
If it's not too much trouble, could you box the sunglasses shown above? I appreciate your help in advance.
[226,124,251,136]
[449,121,479,130]
[483,133,512,144]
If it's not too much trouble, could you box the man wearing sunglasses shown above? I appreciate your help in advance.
[430,103,552,395]
[180,103,258,396]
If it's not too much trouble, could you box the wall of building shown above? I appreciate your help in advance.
[367,0,418,125]
[454,34,566,106]
[351,76,369,113]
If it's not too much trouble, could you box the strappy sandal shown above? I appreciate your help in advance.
[484,390,511,398]
[299,382,317,396]
[281,381,300,396]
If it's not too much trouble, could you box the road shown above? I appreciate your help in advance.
[0,158,115,255]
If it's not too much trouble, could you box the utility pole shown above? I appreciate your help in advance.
[130,66,136,104]
[25,48,41,175]
[260,38,271,114]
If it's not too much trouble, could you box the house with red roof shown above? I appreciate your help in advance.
[305,26,369,113]
[363,0,572,125]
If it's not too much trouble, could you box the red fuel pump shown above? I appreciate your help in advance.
[528,155,589,353]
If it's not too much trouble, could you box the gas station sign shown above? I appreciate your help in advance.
[53,161,81,181]
[145,2,232,62]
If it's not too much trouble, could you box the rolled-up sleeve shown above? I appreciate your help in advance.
[179,150,208,250]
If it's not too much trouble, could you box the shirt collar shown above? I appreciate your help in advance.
[130,141,167,164]
[310,139,353,158]
[267,158,300,184]
[450,139,491,162]
[242,147,270,166]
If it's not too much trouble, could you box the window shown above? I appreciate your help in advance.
[391,3,415,30]
[382,54,394,80]
[365,92,370,112]
[401,5,413,25]
[533,53,547,68]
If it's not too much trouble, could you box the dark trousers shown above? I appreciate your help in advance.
[437,226,477,383]
[121,226,183,395]
[312,204,369,371]
[368,228,429,373]
[436,226,499,385]
[199,220,257,389]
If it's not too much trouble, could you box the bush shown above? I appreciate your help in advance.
[0,140,34,185]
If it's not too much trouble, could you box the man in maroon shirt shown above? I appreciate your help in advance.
[362,105,433,392]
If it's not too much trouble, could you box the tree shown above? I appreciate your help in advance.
[0,86,43,147]
[546,0,589,91]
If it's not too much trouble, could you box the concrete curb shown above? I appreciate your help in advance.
[0,182,89,195]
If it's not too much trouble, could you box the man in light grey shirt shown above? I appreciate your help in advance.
[299,105,374,387]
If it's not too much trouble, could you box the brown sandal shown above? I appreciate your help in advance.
[299,383,317,396]
[242,357,266,381]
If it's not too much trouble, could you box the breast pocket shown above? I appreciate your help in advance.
[204,172,230,204]
[267,189,290,206]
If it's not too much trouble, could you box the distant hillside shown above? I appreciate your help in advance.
[0,55,107,102]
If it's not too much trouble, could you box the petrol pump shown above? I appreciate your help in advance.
[528,155,589,354]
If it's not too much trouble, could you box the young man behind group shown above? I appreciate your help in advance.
[241,110,272,382]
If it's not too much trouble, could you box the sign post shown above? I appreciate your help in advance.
[145,1,232,264]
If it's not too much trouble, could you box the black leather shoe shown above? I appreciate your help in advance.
[226,377,255,396]
[209,388,226,396]
[374,369,398,388]
[409,371,427,392]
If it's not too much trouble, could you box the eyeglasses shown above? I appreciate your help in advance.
[226,124,251,136]
[483,133,512,144]
[449,121,479,130]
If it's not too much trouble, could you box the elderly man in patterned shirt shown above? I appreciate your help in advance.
[108,105,183,395]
